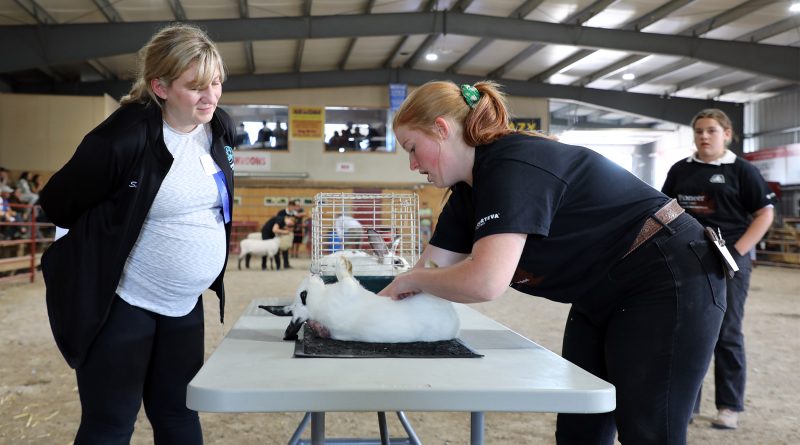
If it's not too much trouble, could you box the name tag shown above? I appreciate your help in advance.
[704,227,739,278]
[201,153,231,223]
[200,154,220,176]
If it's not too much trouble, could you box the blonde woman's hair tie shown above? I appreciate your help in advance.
[460,84,481,109]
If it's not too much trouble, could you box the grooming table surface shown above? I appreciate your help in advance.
[187,298,615,414]
[294,324,483,358]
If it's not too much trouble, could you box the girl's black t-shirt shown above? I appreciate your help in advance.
[430,133,669,303]
[662,156,775,244]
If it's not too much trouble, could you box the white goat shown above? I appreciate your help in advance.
[237,237,281,270]
[311,229,411,276]
[262,256,459,343]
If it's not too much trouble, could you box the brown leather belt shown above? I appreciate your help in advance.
[624,199,685,258]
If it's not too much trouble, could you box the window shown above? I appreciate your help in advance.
[324,107,394,153]
[219,105,289,151]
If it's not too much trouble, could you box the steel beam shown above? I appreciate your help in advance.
[489,0,615,79]
[93,0,123,23]
[52,68,743,130]
[3,13,799,81]
[571,0,785,87]
[534,0,696,82]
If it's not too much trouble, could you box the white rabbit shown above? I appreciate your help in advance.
[261,256,459,343]
[312,229,411,276]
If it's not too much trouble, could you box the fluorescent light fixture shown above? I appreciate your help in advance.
[622,72,636,81]
[425,52,438,61]
[791,2,800,12]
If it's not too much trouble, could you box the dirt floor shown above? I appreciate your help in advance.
[0,258,798,444]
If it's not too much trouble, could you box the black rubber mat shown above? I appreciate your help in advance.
[294,325,483,358]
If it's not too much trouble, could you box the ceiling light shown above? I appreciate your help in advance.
[622,72,636,80]
[791,2,800,12]
[425,52,438,62]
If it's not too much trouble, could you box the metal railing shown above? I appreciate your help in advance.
[0,203,55,283]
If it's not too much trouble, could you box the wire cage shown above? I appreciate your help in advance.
[311,193,420,281]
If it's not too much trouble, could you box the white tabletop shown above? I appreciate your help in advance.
[187,299,615,414]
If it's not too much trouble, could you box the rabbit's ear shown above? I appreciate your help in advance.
[366,229,388,262]
[335,256,353,281]
[389,235,401,257]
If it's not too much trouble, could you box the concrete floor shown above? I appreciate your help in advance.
[1,258,798,444]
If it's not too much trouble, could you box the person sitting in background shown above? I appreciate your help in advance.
[30,174,43,194]
[0,167,14,194]
[327,131,345,151]
[0,189,18,239]
[16,171,39,205]
[234,122,251,147]
[257,121,273,148]
[6,187,29,239]
[273,121,288,150]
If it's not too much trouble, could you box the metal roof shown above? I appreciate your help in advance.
[2,0,798,130]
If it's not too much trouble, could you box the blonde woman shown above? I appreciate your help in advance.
[662,109,775,430]
[39,24,235,444]
[380,80,727,444]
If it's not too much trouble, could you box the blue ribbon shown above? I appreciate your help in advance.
[212,170,231,223]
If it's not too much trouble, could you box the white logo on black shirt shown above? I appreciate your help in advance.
[709,174,725,184]
[475,213,500,230]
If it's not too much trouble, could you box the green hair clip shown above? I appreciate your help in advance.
[460,84,481,109]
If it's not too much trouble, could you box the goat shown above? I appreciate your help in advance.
[237,237,281,270]
[261,256,459,343]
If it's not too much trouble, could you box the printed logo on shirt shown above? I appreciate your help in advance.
[129,181,138,188]
[709,174,725,184]
[766,192,776,201]
[475,212,500,230]
[677,194,712,214]
[224,146,234,170]
[511,268,544,287]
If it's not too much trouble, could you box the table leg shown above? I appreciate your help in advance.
[378,412,390,444]
[470,412,484,445]
[311,412,325,445]
[287,412,312,445]
[395,411,422,445]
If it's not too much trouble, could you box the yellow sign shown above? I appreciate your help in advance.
[509,118,541,132]
[290,106,325,140]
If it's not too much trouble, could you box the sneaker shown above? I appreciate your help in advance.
[711,409,738,429]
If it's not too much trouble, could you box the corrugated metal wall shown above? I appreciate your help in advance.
[745,88,800,152]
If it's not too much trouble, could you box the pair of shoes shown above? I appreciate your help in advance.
[711,409,738,429]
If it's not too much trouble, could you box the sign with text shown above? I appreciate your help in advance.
[233,151,271,173]
[336,162,355,173]
[290,106,325,140]
[509,118,542,132]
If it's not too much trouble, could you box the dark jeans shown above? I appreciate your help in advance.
[694,250,751,412]
[74,296,204,445]
[555,214,726,445]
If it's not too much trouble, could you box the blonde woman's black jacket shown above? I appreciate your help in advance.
[39,102,236,369]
